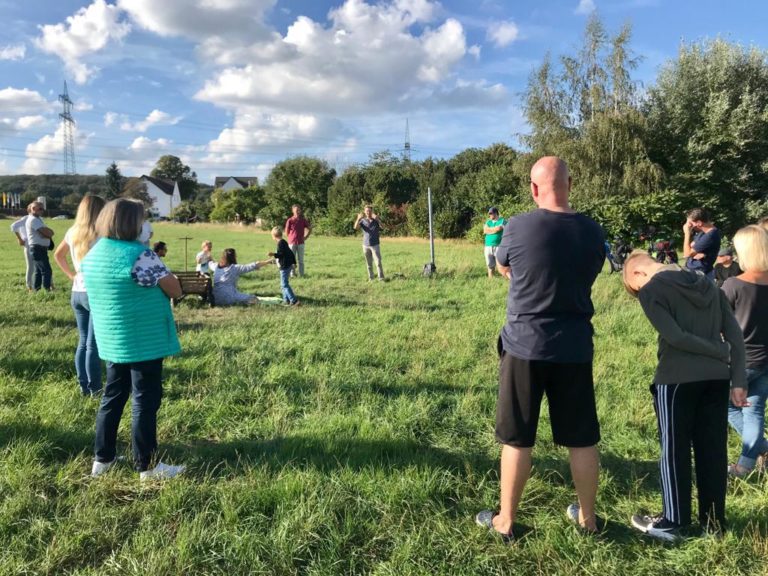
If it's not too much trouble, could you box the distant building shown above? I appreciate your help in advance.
[214,176,258,191]
[140,175,182,218]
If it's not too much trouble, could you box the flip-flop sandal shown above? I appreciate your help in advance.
[475,510,514,543]
[566,503,606,534]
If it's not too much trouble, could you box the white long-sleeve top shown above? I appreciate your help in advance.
[211,262,262,305]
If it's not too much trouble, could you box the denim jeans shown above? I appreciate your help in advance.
[94,359,163,472]
[30,244,52,290]
[71,291,101,394]
[728,366,768,469]
[280,267,297,304]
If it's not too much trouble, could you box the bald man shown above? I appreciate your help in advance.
[475,157,606,541]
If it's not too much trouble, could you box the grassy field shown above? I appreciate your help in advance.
[1,219,767,575]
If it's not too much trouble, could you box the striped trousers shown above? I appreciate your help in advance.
[652,380,729,530]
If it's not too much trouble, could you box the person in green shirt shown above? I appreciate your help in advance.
[483,207,506,278]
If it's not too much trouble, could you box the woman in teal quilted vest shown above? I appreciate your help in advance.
[81,198,186,481]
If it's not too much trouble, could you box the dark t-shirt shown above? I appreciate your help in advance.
[274,238,296,270]
[496,209,605,363]
[721,277,768,369]
[714,262,742,288]
[686,228,721,274]
[359,218,381,247]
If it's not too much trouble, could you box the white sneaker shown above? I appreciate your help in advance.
[139,461,186,482]
[91,459,116,477]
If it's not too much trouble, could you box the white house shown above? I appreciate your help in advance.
[140,175,182,218]
[214,176,258,191]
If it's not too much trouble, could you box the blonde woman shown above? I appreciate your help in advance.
[722,225,768,476]
[54,195,106,396]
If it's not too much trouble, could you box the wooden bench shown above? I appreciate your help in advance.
[172,271,214,307]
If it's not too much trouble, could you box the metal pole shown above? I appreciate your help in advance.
[427,186,435,266]
[179,236,192,271]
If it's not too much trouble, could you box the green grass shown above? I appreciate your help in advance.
[1,219,767,575]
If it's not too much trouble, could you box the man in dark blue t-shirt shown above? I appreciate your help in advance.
[475,156,605,542]
[683,207,721,279]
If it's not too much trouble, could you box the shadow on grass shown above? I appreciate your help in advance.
[0,421,92,461]
[172,434,496,480]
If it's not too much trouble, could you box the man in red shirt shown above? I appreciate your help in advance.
[284,204,312,277]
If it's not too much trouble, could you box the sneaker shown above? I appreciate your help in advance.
[566,503,605,534]
[290,300,301,307]
[630,513,682,542]
[474,510,514,544]
[139,461,186,482]
[91,459,117,477]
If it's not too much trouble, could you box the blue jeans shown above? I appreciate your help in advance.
[30,245,52,290]
[71,291,101,394]
[94,359,163,472]
[280,268,297,304]
[728,366,768,469]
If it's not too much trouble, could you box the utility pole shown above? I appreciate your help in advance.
[58,81,76,175]
[403,118,411,163]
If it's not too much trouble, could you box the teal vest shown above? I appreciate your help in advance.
[81,238,181,363]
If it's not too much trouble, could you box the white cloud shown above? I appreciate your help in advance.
[487,20,519,48]
[14,116,47,130]
[0,44,26,60]
[195,1,475,116]
[104,111,118,126]
[0,87,51,114]
[129,136,172,150]
[468,45,481,59]
[575,0,596,15]
[35,0,131,84]
[21,125,90,174]
[118,0,274,40]
[120,109,182,132]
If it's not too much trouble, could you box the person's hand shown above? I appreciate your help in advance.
[357,212,364,220]
[683,219,693,234]
[730,387,750,408]
[268,252,275,257]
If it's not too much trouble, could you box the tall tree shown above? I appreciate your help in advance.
[262,156,336,225]
[150,155,198,200]
[645,40,768,232]
[105,161,122,200]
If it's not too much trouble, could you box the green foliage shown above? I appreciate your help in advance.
[105,162,123,200]
[121,177,154,210]
[150,155,198,200]
[262,156,336,226]
[209,186,266,224]
[645,39,768,234]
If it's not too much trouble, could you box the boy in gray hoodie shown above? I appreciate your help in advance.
[623,251,747,540]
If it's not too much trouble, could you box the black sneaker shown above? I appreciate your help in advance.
[630,513,682,542]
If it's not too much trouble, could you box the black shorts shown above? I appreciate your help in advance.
[495,351,600,448]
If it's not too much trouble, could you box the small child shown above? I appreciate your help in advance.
[268,226,299,306]
[196,240,213,274]
[153,241,167,258]
[622,250,746,540]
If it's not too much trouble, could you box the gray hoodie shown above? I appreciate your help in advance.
[638,265,746,389]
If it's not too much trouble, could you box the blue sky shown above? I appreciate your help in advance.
[0,0,765,184]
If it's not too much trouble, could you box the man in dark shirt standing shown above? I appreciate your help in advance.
[683,207,721,279]
[354,205,384,281]
[475,157,605,540]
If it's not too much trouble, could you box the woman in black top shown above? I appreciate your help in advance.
[722,225,768,476]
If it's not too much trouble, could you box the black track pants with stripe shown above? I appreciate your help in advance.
[652,380,729,529]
